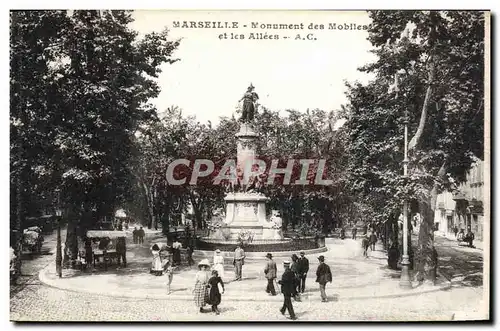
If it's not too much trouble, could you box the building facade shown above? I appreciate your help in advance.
[434,160,484,241]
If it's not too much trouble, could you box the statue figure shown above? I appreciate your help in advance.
[239,84,259,123]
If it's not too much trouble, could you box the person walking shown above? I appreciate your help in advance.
[369,231,377,251]
[290,254,301,301]
[297,251,309,293]
[186,245,195,266]
[233,244,245,281]
[172,238,182,266]
[193,259,211,313]
[351,227,357,240]
[150,244,163,276]
[315,255,332,302]
[138,227,145,244]
[466,226,475,248]
[116,236,127,267]
[453,226,459,238]
[208,270,225,315]
[264,253,277,296]
[213,249,225,281]
[362,234,370,257]
[278,261,297,320]
[132,227,138,244]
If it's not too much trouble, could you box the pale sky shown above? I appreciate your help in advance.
[130,10,376,125]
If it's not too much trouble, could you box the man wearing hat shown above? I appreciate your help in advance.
[315,255,332,302]
[264,253,277,296]
[233,244,245,281]
[278,261,297,320]
[297,251,309,293]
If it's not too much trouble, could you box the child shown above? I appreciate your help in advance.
[164,260,174,294]
[208,270,224,315]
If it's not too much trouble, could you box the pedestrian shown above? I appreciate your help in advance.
[362,223,368,235]
[186,245,195,266]
[466,226,475,248]
[138,226,145,244]
[233,244,245,281]
[352,227,357,240]
[116,236,127,267]
[297,251,309,293]
[340,227,346,240]
[213,249,225,281]
[453,226,459,238]
[164,260,174,294]
[193,259,211,313]
[208,270,225,315]
[172,238,182,266]
[84,238,93,271]
[150,244,163,276]
[362,234,370,257]
[278,261,297,320]
[264,253,277,296]
[315,255,332,302]
[387,241,399,269]
[290,254,301,301]
[369,231,377,251]
[132,227,138,244]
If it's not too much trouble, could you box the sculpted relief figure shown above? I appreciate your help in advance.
[239,84,259,123]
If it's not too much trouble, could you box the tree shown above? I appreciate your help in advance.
[10,10,180,266]
[344,10,485,283]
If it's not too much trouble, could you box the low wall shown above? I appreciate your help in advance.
[195,236,325,253]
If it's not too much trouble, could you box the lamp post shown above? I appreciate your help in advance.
[394,71,412,289]
[55,206,62,278]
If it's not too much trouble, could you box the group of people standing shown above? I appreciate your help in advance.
[264,252,332,320]
[132,227,145,244]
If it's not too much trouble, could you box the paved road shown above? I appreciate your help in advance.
[10,229,64,298]
[9,233,486,322]
[411,235,483,288]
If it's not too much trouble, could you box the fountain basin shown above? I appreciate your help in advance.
[195,235,327,258]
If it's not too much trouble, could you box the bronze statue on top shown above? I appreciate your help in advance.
[239,84,259,123]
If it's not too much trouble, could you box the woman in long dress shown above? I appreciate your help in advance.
[150,244,163,276]
[212,249,225,281]
[208,270,225,315]
[193,259,211,312]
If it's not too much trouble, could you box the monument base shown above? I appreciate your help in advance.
[218,192,282,241]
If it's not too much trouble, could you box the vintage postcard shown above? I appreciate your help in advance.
[9,9,490,322]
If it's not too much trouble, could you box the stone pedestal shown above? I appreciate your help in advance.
[220,123,283,241]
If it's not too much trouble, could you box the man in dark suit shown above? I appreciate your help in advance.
[278,261,297,320]
[264,253,277,296]
[315,255,332,302]
[297,251,309,293]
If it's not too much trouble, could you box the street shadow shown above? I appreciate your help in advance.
[217,306,236,313]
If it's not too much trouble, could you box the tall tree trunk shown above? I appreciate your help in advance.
[415,163,445,284]
[56,221,62,277]
[13,170,25,284]
[415,189,437,283]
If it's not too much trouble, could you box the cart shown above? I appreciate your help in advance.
[85,230,127,271]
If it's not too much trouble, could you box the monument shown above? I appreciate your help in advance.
[212,84,283,241]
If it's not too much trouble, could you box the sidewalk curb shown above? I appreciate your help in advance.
[38,263,451,303]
